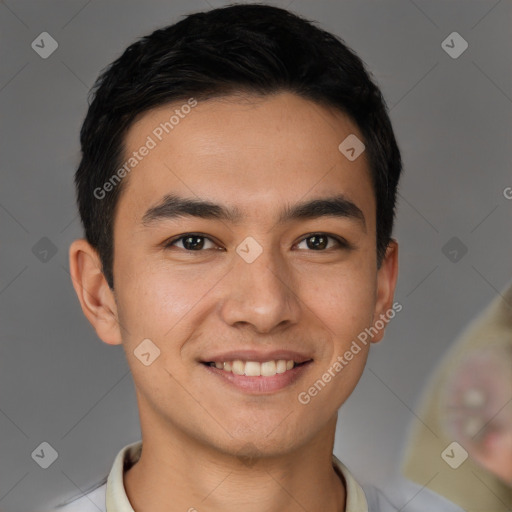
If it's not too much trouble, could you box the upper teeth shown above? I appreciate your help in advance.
[210,359,296,376]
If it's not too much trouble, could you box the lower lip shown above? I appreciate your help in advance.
[202,361,313,394]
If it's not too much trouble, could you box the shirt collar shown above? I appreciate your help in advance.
[106,440,368,512]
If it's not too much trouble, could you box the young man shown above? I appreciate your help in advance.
[58,4,463,511]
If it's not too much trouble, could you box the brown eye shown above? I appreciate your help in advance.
[165,234,217,251]
[296,233,348,251]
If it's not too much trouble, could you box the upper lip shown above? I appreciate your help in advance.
[200,349,313,364]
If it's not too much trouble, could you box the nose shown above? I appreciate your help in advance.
[218,242,301,334]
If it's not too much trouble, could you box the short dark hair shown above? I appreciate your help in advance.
[75,3,402,289]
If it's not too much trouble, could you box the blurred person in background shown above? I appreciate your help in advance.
[402,280,512,511]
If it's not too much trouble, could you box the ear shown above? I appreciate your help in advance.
[371,239,399,343]
[68,238,122,345]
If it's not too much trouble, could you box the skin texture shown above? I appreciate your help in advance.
[69,91,399,512]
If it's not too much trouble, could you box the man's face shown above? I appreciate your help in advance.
[105,92,396,457]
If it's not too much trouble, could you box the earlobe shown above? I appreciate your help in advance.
[371,239,399,344]
[68,238,123,346]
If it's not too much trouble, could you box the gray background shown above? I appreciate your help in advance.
[1,1,511,510]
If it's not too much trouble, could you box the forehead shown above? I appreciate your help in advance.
[116,91,375,230]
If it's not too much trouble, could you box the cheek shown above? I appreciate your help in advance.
[115,265,194,340]
[302,263,376,335]
[298,344,369,419]
[297,266,374,396]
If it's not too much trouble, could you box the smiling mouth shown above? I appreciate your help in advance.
[201,359,311,377]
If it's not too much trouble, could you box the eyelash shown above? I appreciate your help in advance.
[163,232,351,252]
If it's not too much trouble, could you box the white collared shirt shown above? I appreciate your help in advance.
[52,440,463,512]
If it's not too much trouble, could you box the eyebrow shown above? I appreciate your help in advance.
[141,193,366,232]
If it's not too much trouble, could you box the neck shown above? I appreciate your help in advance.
[124,411,345,512]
